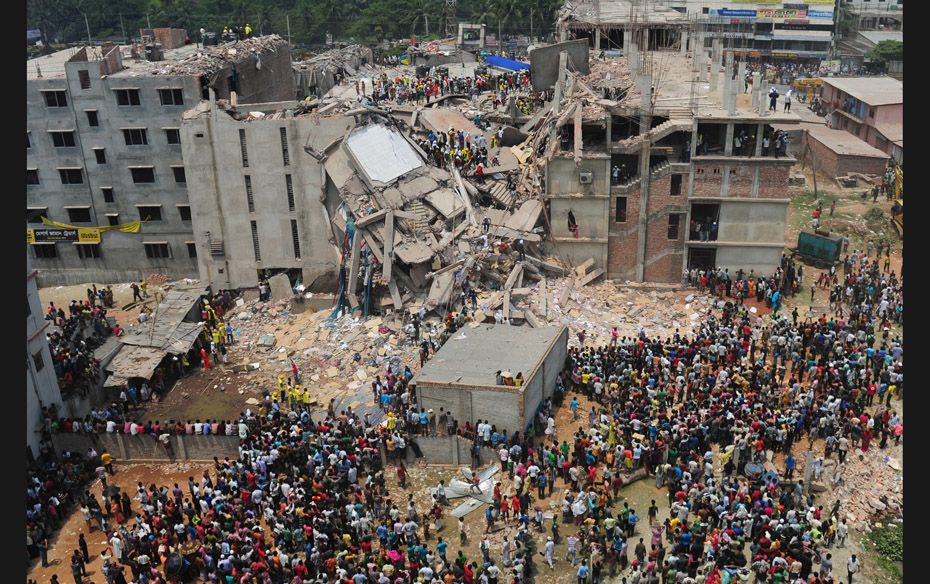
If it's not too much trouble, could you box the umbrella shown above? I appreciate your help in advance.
[103,485,121,498]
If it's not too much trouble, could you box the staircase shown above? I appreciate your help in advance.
[405,200,432,235]
[486,181,516,208]
[613,117,693,153]
[612,161,692,194]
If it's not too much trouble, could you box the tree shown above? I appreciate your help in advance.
[867,40,903,66]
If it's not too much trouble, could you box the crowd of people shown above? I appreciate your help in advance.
[369,67,532,110]
[29,241,903,584]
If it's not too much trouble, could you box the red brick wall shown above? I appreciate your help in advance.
[607,192,640,278]
[644,251,684,283]
[757,165,791,199]
[692,163,723,196]
[729,164,753,197]
[802,133,887,178]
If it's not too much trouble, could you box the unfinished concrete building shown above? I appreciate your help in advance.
[26,36,295,286]
[541,19,799,281]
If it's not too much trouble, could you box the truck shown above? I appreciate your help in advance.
[793,230,843,268]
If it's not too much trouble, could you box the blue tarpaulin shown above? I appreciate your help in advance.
[485,55,530,71]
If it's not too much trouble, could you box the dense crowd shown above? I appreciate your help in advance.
[30,247,902,584]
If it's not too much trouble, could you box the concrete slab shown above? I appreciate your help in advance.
[268,273,293,301]
[345,124,423,185]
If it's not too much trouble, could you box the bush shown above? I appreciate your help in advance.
[869,523,903,562]
[865,208,885,222]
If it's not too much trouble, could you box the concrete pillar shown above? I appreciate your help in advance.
[635,76,653,282]
[755,123,765,157]
[750,72,761,112]
[737,61,747,94]
[724,123,735,156]
[759,80,769,115]
[680,30,688,55]
[595,28,602,51]
[623,28,631,55]
[643,28,649,52]
[725,52,736,115]
[451,436,460,465]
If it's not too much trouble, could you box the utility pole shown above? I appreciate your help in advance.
[119,13,126,42]
[84,14,92,45]
[498,19,502,54]
[286,15,292,47]
[530,8,534,42]
[147,13,152,29]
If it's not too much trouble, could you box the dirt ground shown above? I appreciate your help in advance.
[27,462,213,584]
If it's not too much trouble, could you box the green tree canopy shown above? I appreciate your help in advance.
[867,40,903,65]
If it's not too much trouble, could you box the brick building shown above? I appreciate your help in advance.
[545,45,799,283]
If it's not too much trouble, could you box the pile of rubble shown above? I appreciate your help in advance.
[831,446,904,532]
[155,34,289,77]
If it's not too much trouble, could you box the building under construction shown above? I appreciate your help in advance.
[542,1,800,281]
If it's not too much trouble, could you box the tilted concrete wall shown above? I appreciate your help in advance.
[50,432,239,461]
[182,107,347,290]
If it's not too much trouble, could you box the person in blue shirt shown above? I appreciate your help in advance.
[436,537,448,560]
[537,473,547,498]
[784,454,796,479]
[577,561,590,583]
[376,524,388,546]
[570,397,579,419]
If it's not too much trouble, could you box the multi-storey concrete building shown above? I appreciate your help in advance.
[26,253,63,460]
[545,35,798,281]
[26,35,295,286]
[180,100,349,291]
[557,0,835,63]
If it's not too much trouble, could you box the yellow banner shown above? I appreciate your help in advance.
[26,230,34,244]
[40,216,144,233]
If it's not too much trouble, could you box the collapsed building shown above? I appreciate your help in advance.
[181,6,800,316]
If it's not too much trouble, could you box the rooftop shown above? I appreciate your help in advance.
[120,286,206,351]
[558,0,690,27]
[26,35,288,81]
[26,47,85,81]
[414,325,566,388]
[858,30,904,46]
[822,76,902,106]
[804,124,890,158]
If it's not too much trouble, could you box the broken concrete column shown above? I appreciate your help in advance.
[695,32,707,82]
[758,79,769,115]
[680,30,688,55]
[737,61,747,94]
[712,38,723,73]
[725,52,736,115]
[623,28,631,55]
[751,72,761,112]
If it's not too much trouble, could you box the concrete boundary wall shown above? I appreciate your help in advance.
[50,433,239,462]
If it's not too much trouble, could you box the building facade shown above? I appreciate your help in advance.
[545,49,798,282]
[822,76,902,161]
[683,0,835,62]
[26,36,295,286]
[26,254,63,460]
[180,101,347,290]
